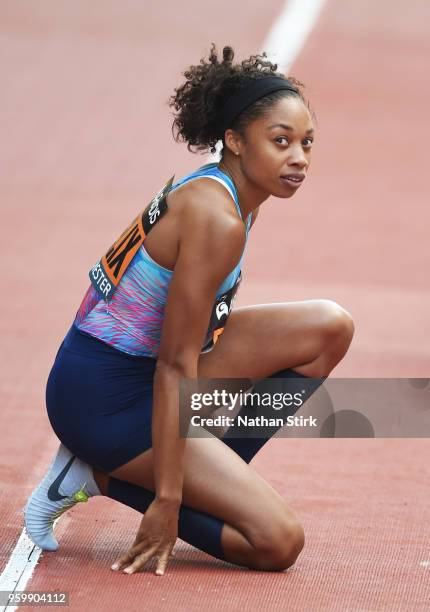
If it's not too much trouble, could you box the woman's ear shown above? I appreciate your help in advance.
[223,129,242,157]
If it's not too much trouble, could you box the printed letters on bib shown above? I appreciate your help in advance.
[89,177,174,300]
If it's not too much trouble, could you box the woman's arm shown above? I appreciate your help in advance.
[153,192,246,505]
[112,187,246,575]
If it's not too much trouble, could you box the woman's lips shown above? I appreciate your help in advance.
[280,173,305,188]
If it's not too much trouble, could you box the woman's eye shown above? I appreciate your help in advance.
[275,136,314,147]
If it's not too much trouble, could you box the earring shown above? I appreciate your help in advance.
[235,151,239,156]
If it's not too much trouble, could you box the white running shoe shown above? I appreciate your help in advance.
[24,444,101,551]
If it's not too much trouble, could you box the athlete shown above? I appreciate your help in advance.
[25,45,354,575]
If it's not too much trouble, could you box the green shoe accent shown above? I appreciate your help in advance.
[50,485,90,522]
[73,489,89,503]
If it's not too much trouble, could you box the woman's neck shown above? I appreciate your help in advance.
[218,155,269,220]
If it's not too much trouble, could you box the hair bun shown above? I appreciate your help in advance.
[169,44,306,153]
[222,46,234,65]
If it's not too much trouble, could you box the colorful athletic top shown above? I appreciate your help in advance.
[73,163,251,358]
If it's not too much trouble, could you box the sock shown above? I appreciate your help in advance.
[222,369,325,463]
[24,444,101,551]
[108,477,225,561]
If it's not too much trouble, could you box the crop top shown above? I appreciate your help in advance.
[73,163,251,357]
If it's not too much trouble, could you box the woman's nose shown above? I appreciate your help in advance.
[288,146,309,169]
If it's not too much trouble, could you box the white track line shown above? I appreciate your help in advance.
[262,0,327,67]
[0,529,40,612]
[0,0,327,606]
[209,0,327,162]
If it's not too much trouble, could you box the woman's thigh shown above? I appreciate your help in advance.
[110,430,299,549]
[198,299,353,379]
[110,299,354,528]
[46,327,156,472]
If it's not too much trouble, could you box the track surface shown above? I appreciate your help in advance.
[1,1,430,610]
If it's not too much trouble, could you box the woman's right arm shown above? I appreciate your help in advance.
[153,188,246,503]
[112,187,246,575]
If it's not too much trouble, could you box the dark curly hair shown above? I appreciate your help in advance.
[169,44,308,154]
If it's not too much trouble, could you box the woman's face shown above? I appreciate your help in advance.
[237,96,314,198]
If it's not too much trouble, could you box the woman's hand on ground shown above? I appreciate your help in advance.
[110,498,179,576]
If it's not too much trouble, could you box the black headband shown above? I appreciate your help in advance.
[216,76,299,133]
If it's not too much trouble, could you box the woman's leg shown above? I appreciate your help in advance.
[220,368,325,464]
[105,298,354,569]
[198,299,354,379]
[202,298,354,462]
[107,433,304,571]
[27,299,353,569]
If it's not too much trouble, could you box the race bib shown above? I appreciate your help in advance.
[89,176,174,300]
[201,272,242,353]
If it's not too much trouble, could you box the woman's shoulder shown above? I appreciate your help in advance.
[167,168,244,229]
[168,174,246,272]
[179,179,245,238]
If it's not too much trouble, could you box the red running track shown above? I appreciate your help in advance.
[1,0,430,609]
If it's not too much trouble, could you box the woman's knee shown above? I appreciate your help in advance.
[248,517,305,571]
[317,300,355,354]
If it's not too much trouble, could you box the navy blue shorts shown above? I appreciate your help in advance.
[46,325,157,472]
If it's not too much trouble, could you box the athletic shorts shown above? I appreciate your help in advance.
[46,324,157,472]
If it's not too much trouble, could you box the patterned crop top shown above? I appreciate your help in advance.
[73,163,251,358]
